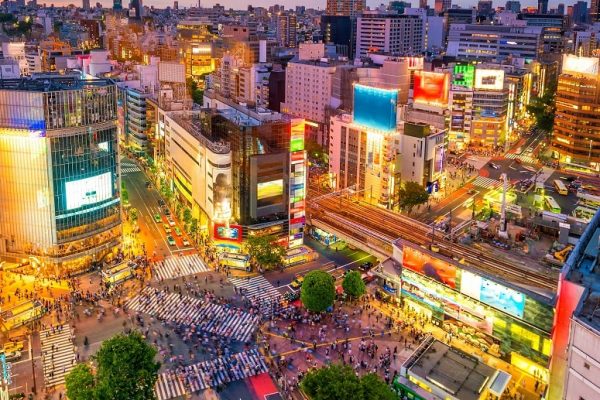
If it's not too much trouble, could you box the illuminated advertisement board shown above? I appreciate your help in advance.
[452,64,475,88]
[65,172,113,210]
[402,246,457,288]
[289,119,307,248]
[257,179,284,207]
[406,56,424,70]
[562,54,599,76]
[413,71,449,107]
[474,69,505,90]
[480,278,525,319]
[353,84,398,132]
[214,223,243,242]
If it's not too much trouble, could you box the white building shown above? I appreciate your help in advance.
[405,9,444,53]
[355,11,424,61]
[1,42,28,75]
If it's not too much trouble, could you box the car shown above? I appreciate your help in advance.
[145,181,152,188]
[1,349,22,361]
[3,341,23,353]
[167,218,176,227]
[166,236,176,246]
[361,272,375,283]
[162,207,171,216]
[158,199,166,206]
[153,214,162,223]
[173,227,182,236]
[488,162,500,169]
[290,275,304,290]
[182,238,191,246]
[358,261,373,272]
[163,224,172,234]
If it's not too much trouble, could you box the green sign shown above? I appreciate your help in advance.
[453,64,476,88]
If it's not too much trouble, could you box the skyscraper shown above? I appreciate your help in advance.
[82,0,89,9]
[434,0,451,14]
[572,1,588,24]
[0,74,122,274]
[538,0,548,14]
[277,13,297,48]
[505,0,521,13]
[326,0,366,17]
[129,0,143,20]
[113,0,122,10]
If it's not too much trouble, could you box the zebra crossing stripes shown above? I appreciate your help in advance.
[126,288,259,342]
[153,254,210,281]
[40,325,76,387]
[506,153,538,164]
[154,349,269,400]
[120,161,142,175]
[472,176,501,189]
[229,276,281,301]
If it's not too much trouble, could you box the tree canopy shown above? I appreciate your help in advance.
[300,270,335,313]
[342,270,366,298]
[245,234,286,270]
[300,364,396,400]
[526,82,556,132]
[65,332,160,400]
[398,181,429,214]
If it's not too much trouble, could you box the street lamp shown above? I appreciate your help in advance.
[589,139,594,160]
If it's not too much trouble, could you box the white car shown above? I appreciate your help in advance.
[182,238,191,247]
[167,218,176,227]
[1,350,22,361]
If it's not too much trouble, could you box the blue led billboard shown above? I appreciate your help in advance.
[353,84,398,131]
[480,278,525,319]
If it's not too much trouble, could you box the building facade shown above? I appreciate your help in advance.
[0,74,122,273]
[355,12,424,60]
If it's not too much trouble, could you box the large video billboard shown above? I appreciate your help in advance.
[353,84,398,131]
[480,278,525,319]
[66,172,112,210]
[402,246,457,288]
[413,71,449,107]
[474,69,505,90]
[562,54,599,76]
[257,179,284,207]
[452,64,476,89]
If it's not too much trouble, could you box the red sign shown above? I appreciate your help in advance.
[213,224,243,242]
[413,71,449,107]
[402,246,457,288]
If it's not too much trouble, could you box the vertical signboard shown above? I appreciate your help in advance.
[289,119,307,248]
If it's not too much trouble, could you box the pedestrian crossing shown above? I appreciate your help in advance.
[120,161,142,175]
[155,349,268,400]
[40,325,76,387]
[472,176,501,189]
[153,254,210,281]
[506,153,538,164]
[126,288,259,342]
[229,276,282,315]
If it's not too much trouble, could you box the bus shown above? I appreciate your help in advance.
[220,253,251,271]
[283,246,318,267]
[545,196,562,214]
[553,180,568,196]
[0,300,45,332]
[577,192,600,209]
[101,262,135,286]
[534,182,545,209]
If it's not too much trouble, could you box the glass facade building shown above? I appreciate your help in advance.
[0,74,122,274]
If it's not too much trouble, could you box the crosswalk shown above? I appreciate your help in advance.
[126,288,259,342]
[506,153,538,164]
[229,276,282,315]
[40,325,76,387]
[120,161,142,175]
[155,349,268,400]
[153,254,210,281]
[472,176,501,189]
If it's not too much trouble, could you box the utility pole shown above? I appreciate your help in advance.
[498,172,509,239]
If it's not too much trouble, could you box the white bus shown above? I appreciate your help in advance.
[545,196,562,214]
[553,180,568,196]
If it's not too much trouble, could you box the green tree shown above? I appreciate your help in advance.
[65,364,96,400]
[300,270,335,313]
[130,208,139,224]
[245,235,286,270]
[183,208,192,227]
[189,217,199,239]
[121,181,129,204]
[527,82,556,132]
[94,332,160,400]
[360,373,397,400]
[398,181,429,214]
[342,270,366,298]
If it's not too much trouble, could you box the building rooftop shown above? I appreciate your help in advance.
[403,338,506,400]
[0,73,114,92]
[168,112,231,155]
[565,210,600,331]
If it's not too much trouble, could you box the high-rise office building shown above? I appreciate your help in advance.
[477,0,493,18]
[0,74,122,274]
[557,3,565,15]
[321,15,356,59]
[82,0,90,10]
[113,0,122,10]
[177,19,216,83]
[434,0,451,14]
[552,55,600,169]
[277,13,297,48]
[505,0,521,13]
[538,0,548,14]
[129,0,143,20]
[355,11,424,60]
[592,0,600,22]
[326,0,366,17]
[572,1,588,24]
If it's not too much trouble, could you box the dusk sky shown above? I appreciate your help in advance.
[56,0,585,10]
